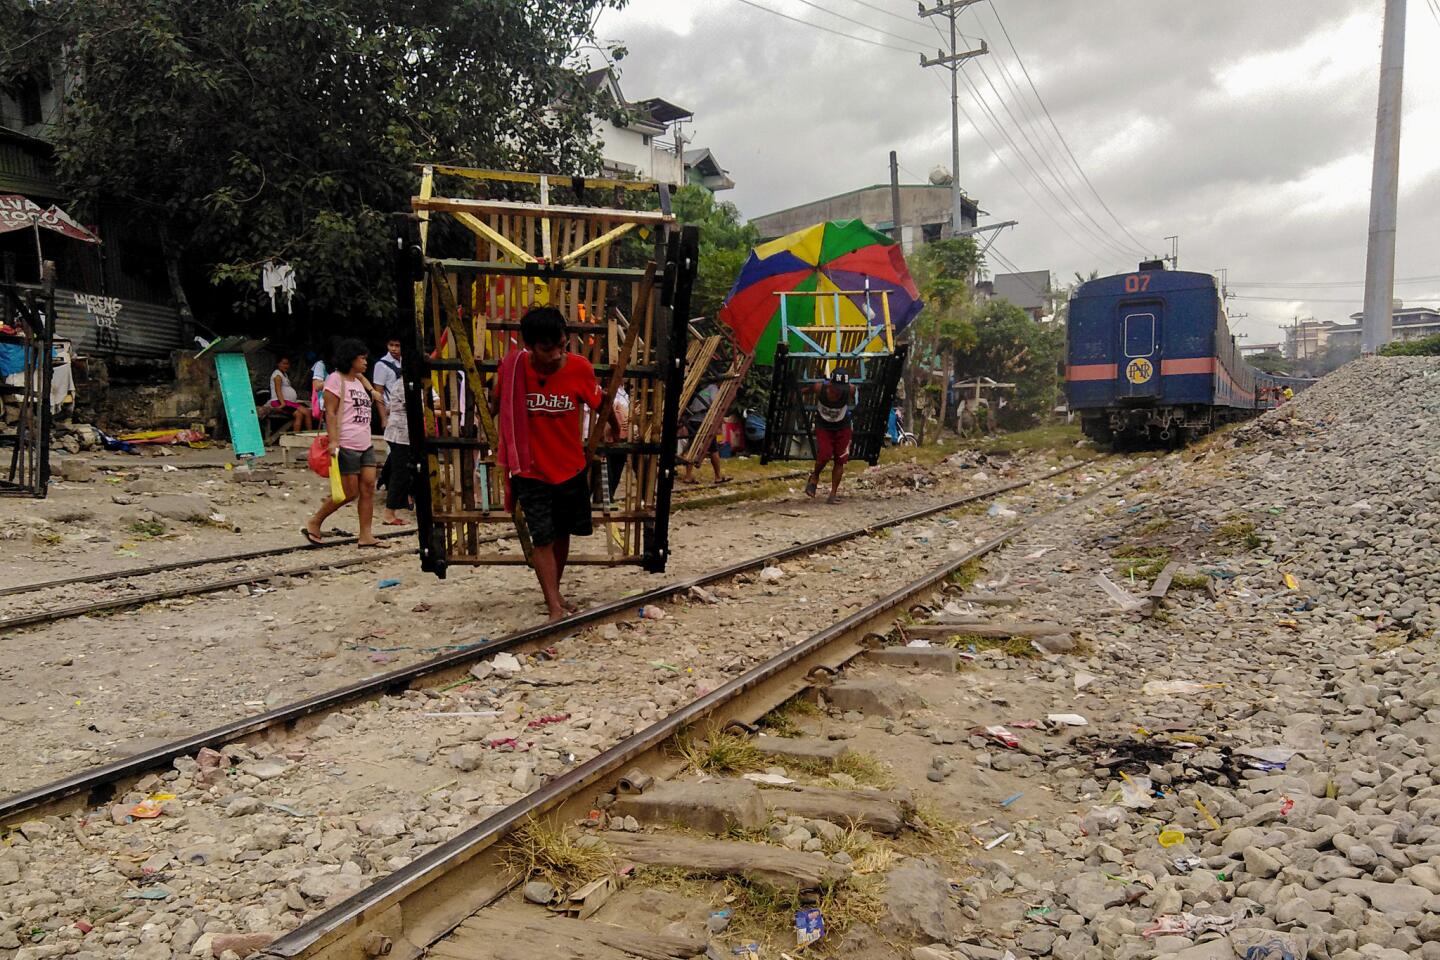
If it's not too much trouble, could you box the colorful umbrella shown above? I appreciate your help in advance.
[717,220,922,364]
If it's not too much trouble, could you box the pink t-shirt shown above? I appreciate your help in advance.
[324,372,372,450]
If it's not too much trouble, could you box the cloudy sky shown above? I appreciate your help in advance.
[595,0,1440,344]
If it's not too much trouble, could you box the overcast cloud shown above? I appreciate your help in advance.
[596,0,1440,344]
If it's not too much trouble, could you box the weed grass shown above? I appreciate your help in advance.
[501,819,614,893]
[1109,544,1172,580]
[945,631,1039,659]
[128,519,166,538]
[675,729,763,775]
[1213,517,1262,552]
[759,695,819,739]
[789,751,897,790]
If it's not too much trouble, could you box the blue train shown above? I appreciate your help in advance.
[1066,262,1310,445]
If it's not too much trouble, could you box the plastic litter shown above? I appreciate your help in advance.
[1046,713,1088,727]
[637,605,667,621]
[1193,798,1221,830]
[1142,913,1236,939]
[794,908,825,947]
[128,798,166,819]
[999,792,1024,807]
[123,887,172,900]
[905,638,933,648]
[1157,828,1185,848]
[983,832,1013,850]
[760,566,786,584]
[377,578,401,589]
[1172,855,1204,873]
[1080,807,1124,835]
[1097,573,1148,612]
[744,772,795,786]
[972,725,1020,748]
[1118,774,1155,809]
[987,503,1018,518]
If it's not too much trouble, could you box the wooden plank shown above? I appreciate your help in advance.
[445,555,645,566]
[414,195,673,226]
[586,264,656,466]
[453,211,536,264]
[906,621,1071,638]
[422,164,663,193]
[1148,561,1180,600]
[596,833,851,891]
[558,220,637,267]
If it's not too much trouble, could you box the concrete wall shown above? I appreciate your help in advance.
[595,120,685,185]
[752,185,979,242]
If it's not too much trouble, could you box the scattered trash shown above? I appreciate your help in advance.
[1097,573,1148,612]
[638,605,667,621]
[1141,913,1237,939]
[377,578,401,589]
[1282,572,1299,590]
[793,907,825,947]
[128,798,166,819]
[265,802,313,818]
[999,792,1024,808]
[1172,855,1204,873]
[648,660,681,673]
[972,725,1021,748]
[987,503,1018,518]
[731,945,761,958]
[744,772,795,786]
[1046,713,1088,727]
[709,909,732,935]
[526,713,571,729]
[905,638,933,648]
[1193,798,1221,830]
[1157,828,1185,848]
[122,887,171,900]
[1279,796,1295,817]
[1118,773,1155,809]
[491,652,522,675]
[983,832,1013,850]
[1235,746,1298,767]
[760,566,786,584]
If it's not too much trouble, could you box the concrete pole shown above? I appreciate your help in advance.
[889,150,903,246]
[1362,0,1405,354]
[948,8,962,237]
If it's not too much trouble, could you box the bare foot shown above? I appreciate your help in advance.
[827,494,843,504]
[357,539,391,549]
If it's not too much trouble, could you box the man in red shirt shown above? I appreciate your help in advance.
[495,307,619,621]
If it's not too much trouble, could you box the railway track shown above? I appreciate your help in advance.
[250,465,1136,960]
[1,459,1110,825]
[0,470,803,631]
[0,457,1138,960]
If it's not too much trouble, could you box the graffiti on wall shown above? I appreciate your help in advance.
[74,292,123,353]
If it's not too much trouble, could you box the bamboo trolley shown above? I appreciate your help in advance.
[0,255,54,498]
[395,166,699,578]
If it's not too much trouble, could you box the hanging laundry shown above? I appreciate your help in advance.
[261,260,297,313]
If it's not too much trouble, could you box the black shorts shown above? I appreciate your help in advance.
[512,469,593,547]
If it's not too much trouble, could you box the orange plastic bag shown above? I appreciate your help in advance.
[307,435,329,478]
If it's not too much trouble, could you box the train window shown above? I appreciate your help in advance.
[1123,312,1155,357]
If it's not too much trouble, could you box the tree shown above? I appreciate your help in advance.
[1247,351,1292,375]
[950,298,1064,428]
[909,237,983,426]
[670,184,759,323]
[2,0,623,336]
[1378,334,1440,357]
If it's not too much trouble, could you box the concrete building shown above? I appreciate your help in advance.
[582,69,732,192]
[1285,307,1440,360]
[750,183,979,250]
[977,270,1051,321]
[1240,342,1283,357]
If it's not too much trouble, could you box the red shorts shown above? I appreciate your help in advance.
[272,400,304,411]
[815,425,852,465]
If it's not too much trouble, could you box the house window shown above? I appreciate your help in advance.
[17,73,44,126]
[922,223,942,243]
[642,135,651,146]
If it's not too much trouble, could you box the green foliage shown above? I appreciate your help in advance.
[671,184,759,322]
[951,298,1064,427]
[5,0,621,329]
[1379,334,1440,357]
[910,237,983,361]
[1247,351,1292,375]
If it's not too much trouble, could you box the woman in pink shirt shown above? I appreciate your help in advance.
[303,339,388,547]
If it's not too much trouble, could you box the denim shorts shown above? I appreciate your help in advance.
[337,446,378,475]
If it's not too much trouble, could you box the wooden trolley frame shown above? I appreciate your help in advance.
[0,255,54,498]
[396,166,698,578]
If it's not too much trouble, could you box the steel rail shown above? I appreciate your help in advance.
[0,461,1098,825]
[256,465,1131,960]
[0,527,417,598]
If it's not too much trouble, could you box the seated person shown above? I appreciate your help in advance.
[267,356,314,432]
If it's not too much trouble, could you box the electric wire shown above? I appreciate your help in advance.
[729,0,927,53]
[1230,274,1440,289]
[789,0,935,49]
[979,0,1153,254]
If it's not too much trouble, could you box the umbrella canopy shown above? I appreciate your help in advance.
[0,194,101,243]
[717,220,922,364]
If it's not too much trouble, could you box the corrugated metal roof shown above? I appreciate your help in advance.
[47,287,181,359]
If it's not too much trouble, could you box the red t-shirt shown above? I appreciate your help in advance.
[503,352,602,484]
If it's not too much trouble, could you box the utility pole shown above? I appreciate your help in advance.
[1163,235,1179,269]
[889,150,903,247]
[918,2,987,240]
[1362,0,1406,354]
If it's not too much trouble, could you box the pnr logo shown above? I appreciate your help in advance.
[1126,358,1154,384]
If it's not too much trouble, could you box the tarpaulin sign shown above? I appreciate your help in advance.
[0,194,101,242]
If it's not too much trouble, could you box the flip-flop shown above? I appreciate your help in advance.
[714,477,732,485]
[381,519,408,526]
[301,528,325,546]
[804,480,818,499]
[357,541,392,549]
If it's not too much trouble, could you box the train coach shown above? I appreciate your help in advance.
[1065,261,1301,445]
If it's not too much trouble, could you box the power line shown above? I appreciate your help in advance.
[955,65,1135,263]
[978,1,1152,255]
[790,0,933,49]
[924,69,1115,268]
[964,59,1143,260]
[729,0,926,53]
[1231,274,1440,288]
[1228,294,1440,305]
